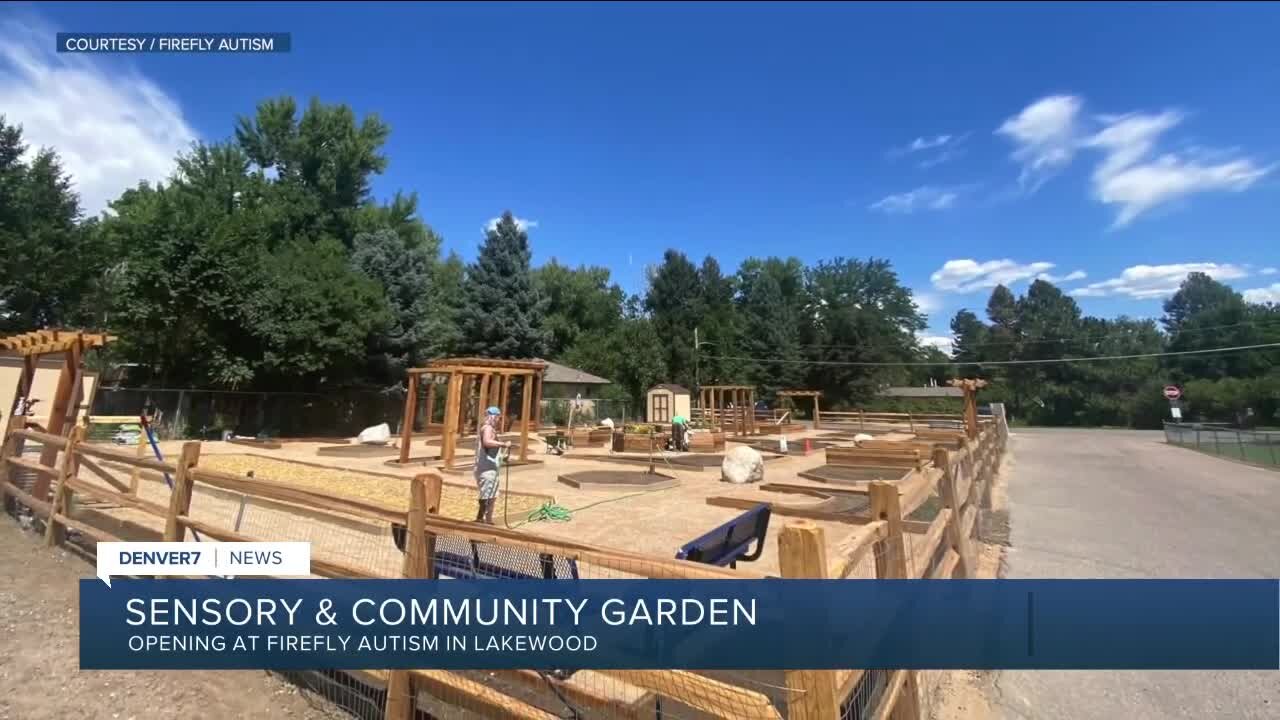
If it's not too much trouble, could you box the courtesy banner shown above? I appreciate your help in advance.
[80,579,1279,670]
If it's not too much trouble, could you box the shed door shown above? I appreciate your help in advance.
[652,393,671,422]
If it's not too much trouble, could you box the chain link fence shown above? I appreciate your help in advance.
[1164,422,1280,468]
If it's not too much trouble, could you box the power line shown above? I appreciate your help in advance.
[703,341,1280,368]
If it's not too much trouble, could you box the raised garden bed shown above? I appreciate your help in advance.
[796,464,913,485]
[543,427,613,447]
[686,431,726,452]
[616,432,668,453]
[227,437,282,450]
[557,469,679,491]
[316,443,400,458]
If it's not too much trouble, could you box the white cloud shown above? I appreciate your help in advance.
[0,18,196,215]
[996,95,1271,225]
[1243,283,1280,304]
[1036,269,1087,284]
[1084,111,1270,226]
[996,94,1083,190]
[869,185,960,214]
[1261,267,1278,276]
[888,133,968,168]
[485,216,538,233]
[1070,262,1249,300]
[930,258,1085,293]
[919,335,955,355]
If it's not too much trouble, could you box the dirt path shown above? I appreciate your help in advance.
[0,518,348,720]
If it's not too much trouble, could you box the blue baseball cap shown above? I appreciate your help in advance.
[486,406,502,416]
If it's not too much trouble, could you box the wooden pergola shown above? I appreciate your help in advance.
[776,389,823,429]
[398,357,546,469]
[2,331,114,501]
[948,378,988,440]
[698,385,756,436]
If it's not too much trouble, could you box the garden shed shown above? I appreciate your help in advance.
[646,384,690,423]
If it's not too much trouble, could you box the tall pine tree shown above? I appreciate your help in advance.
[458,212,546,358]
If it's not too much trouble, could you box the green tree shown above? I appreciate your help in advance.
[803,258,924,406]
[561,298,667,410]
[533,260,624,358]
[645,250,702,388]
[457,212,546,358]
[0,117,106,331]
[737,267,802,398]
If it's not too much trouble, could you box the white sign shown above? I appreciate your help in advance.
[96,542,311,587]
[1170,407,1182,420]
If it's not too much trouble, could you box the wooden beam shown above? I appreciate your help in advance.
[934,448,974,578]
[189,467,406,525]
[706,495,871,524]
[46,426,84,546]
[440,372,463,468]
[77,443,175,474]
[779,521,838,720]
[35,336,81,496]
[399,372,419,465]
[518,374,533,462]
[827,520,889,580]
[163,442,201,542]
[406,670,559,720]
[598,670,781,720]
[385,472,442,720]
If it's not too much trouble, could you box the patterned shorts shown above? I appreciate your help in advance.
[475,470,500,500]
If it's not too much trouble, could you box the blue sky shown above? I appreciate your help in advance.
[4,2,1280,349]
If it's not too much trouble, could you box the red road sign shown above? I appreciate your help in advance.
[1163,385,1182,400]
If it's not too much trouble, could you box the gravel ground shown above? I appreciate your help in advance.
[0,518,350,720]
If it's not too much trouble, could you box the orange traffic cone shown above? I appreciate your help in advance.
[804,438,812,454]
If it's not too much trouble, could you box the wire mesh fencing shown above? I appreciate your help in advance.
[1164,422,1280,468]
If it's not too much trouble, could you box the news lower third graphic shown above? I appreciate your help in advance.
[95,542,311,587]
[56,33,291,53]
[78,544,1280,672]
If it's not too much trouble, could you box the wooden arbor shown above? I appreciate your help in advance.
[948,378,988,439]
[776,389,822,429]
[398,358,546,469]
[1,331,114,501]
[698,385,756,436]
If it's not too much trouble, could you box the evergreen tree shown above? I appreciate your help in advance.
[457,211,546,358]
[738,270,802,397]
[644,250,702,388]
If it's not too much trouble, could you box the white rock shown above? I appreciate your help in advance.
[853,433,874,446]
[721,445,765,484]
[357,423,392,445]
[600,418,615,430]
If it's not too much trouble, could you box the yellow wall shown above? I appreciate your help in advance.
[0,357,99,427]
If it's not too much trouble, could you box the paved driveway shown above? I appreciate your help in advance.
[996,428,1279,720]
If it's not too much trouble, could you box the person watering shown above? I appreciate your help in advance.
[475,406,510,525]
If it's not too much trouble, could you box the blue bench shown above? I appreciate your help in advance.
[675,504,771,568]
[391,524,579,580]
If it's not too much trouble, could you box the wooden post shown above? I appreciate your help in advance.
[868,481,923,720]
[440,373,463,468]
[859,408,865,430]
[385,472,442,720]
[908,412,915,433]
[933,447,974,578]
[130,419,146,495]
[518,374,533,462]
[36,339,83,497]
[163,442,202,542]
[748,389,756,435]
[475,373,491,437]
[813,396,821,430]
[498,374,511,432]
[45,425,85,546]
[424,377,437,432]
[778,521,838,719]
[398,372,419,465]
[460,375,475,438]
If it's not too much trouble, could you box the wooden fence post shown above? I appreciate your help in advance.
[162,442,202,542]
[868,483,922,720]
[45,426,85,547]
[386,473,443,720]
[778,521,838,720]
[933,448,974,578]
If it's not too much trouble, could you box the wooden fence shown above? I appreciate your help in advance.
[1,408,1010,720]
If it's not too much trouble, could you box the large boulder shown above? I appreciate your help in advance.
[721,445,765,484]
[357,423,392,445]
